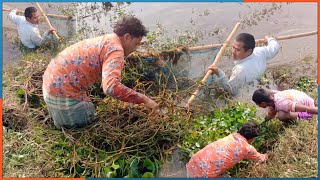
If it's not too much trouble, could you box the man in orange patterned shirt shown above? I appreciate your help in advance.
[43,16,159,130]
[186,121,268,178]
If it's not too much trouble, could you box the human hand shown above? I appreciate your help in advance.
[11,8,21,13]
[255,153,268,165]
[264,35,271,43]
[144,98,160,117]
[208,65,219,75]
[48,28,56,33]
[261,153,268,163]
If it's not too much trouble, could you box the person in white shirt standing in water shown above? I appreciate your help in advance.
[209,33,280,96]
[8,6,56,49]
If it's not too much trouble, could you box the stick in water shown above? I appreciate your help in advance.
[185,22,241,109]
[35,2,60,41]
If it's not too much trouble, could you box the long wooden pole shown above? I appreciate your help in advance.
[35,3,60,41]
[3,7,73,20]
[255,30,318,43]
[185,22,241,108]
[188,30,317,52]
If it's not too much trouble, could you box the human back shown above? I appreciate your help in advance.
[186,133,246,177]
[43,33,123,101]
[274,89,315,111]
[186,121,267,178]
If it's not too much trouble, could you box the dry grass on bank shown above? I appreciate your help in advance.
[239,118,318,178]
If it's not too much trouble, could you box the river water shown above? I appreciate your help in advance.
[3,2,317,68]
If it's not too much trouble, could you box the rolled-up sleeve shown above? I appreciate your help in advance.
[102,50,147,104]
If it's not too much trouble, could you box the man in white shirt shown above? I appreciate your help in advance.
[209,33,280,96]
[8,6,55,49]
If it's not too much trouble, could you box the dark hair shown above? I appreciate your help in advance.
[238,121,260,140]
[113,15,148,38]
[252,88,273,104]
[235,33,255,51]
[24,7,37,19]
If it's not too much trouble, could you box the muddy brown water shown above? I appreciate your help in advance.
[3,3,317,67]
[2,2,317,178]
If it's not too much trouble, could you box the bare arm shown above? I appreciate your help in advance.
[265,109,276,121]
[295,104,318,114]
[102,50,159,117]
[244,144,268,163]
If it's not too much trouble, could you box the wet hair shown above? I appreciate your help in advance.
[113,15,148,38]
[235,33,255,51]
[24,7,38,19]
[252,88,273,104]
[238,121,260,140]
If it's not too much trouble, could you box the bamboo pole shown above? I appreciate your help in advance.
[188,30,317,52]
[255,30,318,43]
[185,22,241,109]
[35,3,60,41]
[3,7,73,20]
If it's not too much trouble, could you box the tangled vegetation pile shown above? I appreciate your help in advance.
[3,42,318,178]
[3,43,201,177]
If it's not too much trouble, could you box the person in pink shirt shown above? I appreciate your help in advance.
[186,121,267,178]
[42,16,159,130]
[252,88,318,122]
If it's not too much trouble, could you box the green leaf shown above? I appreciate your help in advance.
[102,166,111,177]
[195,142,200,148]
[143,158,155,172]
[16,88,24,95]
[107,170,117,178]
[16,88,25,98]
[111,161,120,170]
[75,164,85,174]
[142,172,154,178]
[129,158,140,177]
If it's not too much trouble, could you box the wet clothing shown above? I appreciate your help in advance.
[215,37,280,95]
[186,133,266,178]
[267,89,315,120]
[43,85,96,130]
[8,9,52,48]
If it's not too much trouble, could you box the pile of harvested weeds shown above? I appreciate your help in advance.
[2,47,206,177]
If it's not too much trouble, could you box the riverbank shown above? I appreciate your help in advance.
[2,40,317,177]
